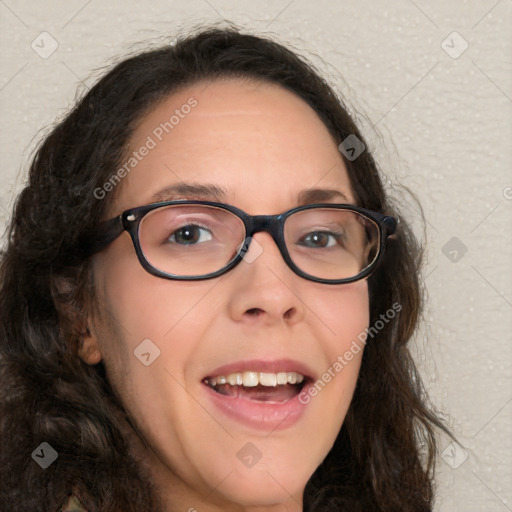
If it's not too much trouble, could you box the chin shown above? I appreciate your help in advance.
[200,446,317,508]
[215,469,307,508]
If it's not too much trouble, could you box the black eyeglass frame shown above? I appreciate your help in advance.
[87,200,397,285]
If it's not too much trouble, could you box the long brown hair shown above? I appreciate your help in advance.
[0,24,451,511]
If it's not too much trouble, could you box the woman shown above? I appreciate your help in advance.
[0,25,451,511]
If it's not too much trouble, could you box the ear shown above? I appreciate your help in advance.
[79,324,102,365]
[51,273,103,365]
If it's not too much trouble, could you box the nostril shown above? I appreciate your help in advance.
[283,307,296,320]
[246,308,263,316]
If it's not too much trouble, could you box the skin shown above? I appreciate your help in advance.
[81,78,369,511]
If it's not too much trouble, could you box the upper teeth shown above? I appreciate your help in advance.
[208,371,305,388]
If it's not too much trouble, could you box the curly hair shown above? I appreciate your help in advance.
[0,24,451,511]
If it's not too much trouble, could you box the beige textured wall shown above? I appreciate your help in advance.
[1,1,511,510]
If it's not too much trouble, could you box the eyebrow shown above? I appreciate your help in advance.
[297,187,350,205]
[152,183,227,202]
[151,183,350,205]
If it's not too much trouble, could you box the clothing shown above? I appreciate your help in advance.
[60,494,87,511]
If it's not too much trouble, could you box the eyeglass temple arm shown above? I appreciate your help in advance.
[79,215,125,257]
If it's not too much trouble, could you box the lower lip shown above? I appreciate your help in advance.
[202,382,311,431]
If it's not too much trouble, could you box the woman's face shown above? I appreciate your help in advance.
[85,79,369,511]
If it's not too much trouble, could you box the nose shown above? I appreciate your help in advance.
[226,231,305,325]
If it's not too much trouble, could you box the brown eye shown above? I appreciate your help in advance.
[298,231,342,248]
[168,225,213,245]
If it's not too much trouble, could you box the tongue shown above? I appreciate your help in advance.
[214,383,299,403]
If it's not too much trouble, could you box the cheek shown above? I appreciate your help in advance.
[90,240,218,411]
[305,280,369,408]
[312,279,370,353]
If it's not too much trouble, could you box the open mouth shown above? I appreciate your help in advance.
[201,362,315,430]
[202,371,309,403]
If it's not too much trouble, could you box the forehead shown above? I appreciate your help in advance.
[109,78,354,216]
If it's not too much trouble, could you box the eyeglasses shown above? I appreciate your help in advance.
[87,200,397,284]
